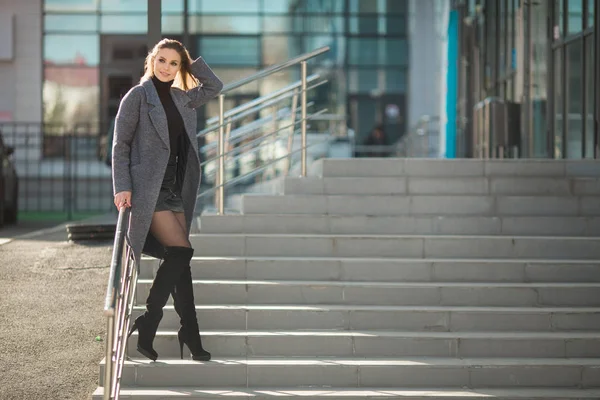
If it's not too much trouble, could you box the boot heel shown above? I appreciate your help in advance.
[127,321,138,339]
[178,335,185,360]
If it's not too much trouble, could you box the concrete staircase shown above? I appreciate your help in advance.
[94,158,600,399]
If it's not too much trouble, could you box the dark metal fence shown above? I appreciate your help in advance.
[0,122,113,218]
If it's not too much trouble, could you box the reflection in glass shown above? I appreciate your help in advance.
[348,37,409,66]
[588,0,594,28]
[262,0,293,13]
[585,36,594,157]
[384,39,408,65]
[348,69,379,93]
[188,15,260,34]
[386,0,408,14]
[349,0,377,14]
[44,34,99,65]
[199,37,260,66]
[385,69,407,93]
[349,16,379,34]
[349,0,407,14]
[188,0,260,13]
[44,15,98,32]
[566,41,583,158]
[263,16,293,33]
[162,0,184,13]
[554,48,563,158]
[162,15,183,34]
[304,16,344,33]
[44,0,97,12]
[567,0,583,34]
[306,0,344,13]
[100,0,148,12]
[385,16,407,35]
[101,15,147,33]
[349,38,378,65]
[43,66,99,131]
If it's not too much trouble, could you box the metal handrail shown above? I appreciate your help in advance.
[198,77,326,138]
[203,75,321,128]
[198,137,332,198]
[200,109,327,170]
[103,207,137,400]
[212,46,330,214]
[221,46,329,94]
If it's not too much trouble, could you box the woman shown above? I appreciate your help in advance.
[112,38,223,362]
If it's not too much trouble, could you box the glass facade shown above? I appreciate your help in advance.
[457,0,597,159]
[42,0,410,146]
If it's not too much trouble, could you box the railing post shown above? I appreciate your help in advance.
[217,94,225,214]
[300,61,307,177]
[103,316,113,400]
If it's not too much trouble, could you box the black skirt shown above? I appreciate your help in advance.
[155,157,184,213]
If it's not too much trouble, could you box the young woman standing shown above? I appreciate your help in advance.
[112,38,223,362]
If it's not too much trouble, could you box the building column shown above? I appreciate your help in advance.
[595,0,600,157]
[148,0,162,50]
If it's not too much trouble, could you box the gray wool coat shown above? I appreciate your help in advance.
[112,57,223,265]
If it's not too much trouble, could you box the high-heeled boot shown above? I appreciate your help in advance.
[172,262,211,361]
[128,246,194,361]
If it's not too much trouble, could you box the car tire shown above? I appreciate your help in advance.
[4,181,17,224]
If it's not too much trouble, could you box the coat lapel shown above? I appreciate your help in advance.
[171,89,200,159]
[142,79,170,149]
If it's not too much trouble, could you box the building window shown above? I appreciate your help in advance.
[198,36,260,66]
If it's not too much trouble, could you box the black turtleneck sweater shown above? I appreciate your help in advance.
[152,76,184,160]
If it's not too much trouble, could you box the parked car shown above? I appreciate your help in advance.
[0,130,18,225]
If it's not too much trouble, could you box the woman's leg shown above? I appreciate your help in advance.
[170,212,211,361]
[149,210,191,248]
[130,211,194,361]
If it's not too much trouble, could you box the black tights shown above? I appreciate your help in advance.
[149,211,191,249]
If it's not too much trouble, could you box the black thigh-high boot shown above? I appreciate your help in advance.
[129,246,194,361]
[172,259,211,361]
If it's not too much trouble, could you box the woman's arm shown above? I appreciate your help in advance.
[186,57,224,109]
[112,86,142,195]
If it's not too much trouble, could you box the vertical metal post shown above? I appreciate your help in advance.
[103,317,114,400]
[286,91,299,175]
[217,94,225,214]
[300,61,308,177]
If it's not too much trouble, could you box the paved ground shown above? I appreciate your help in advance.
[0,226,113,399]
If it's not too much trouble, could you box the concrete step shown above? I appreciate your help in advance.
[240,194,600,216]
[284,176,600,196]
[135,280,600,307]
[198,214,600,236]
[94,386,600,399]
[317,158,600,178]
[139,257,600,283]
[186,234,600,260]
[130,304,600,331]
[125,330,600,359]
[100,357,600,388]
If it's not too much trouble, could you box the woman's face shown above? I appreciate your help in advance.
[153,48,181,82]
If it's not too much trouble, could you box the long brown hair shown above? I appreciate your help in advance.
[141,38,198,91]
